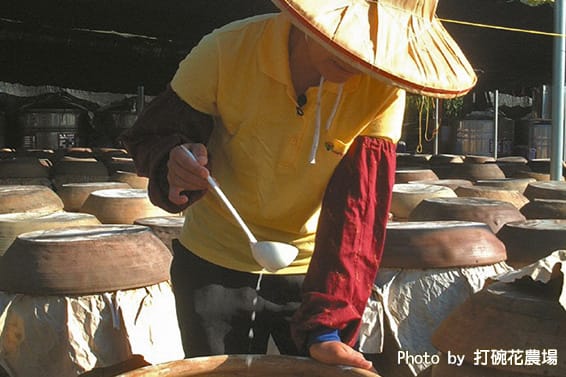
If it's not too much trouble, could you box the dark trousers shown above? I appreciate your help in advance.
[170,239,305,357]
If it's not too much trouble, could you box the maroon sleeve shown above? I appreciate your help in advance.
[291,136,397,350]
[119,85,214,213]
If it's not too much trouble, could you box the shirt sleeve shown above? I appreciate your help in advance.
[170,32,220,116]
[119,86,214,213]
[290,135,396,351]
[360,88,406,142]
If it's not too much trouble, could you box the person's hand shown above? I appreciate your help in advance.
[309,341,374,371]
[167,143,210,205]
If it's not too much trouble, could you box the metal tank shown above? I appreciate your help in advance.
[16,93,92,150]
[455,110,514,157]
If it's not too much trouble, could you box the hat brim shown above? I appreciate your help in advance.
[272,0,477,98]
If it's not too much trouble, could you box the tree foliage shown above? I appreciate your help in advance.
[520,0,554,6]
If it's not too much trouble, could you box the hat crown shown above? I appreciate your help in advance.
[273,0,476,98]
[377,0,438,20]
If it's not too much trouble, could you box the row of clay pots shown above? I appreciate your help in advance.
[391,177,566,268]
[397,153,565,182]
[379,155,566,377]
[392,173,566,222]
[0,183,184,254]
[0,223,185,377]
[0,183,174,223]
[77,187,184,251]
[0,184,183,256]
[0,155,138,191]
[0,176,187,377]
[0,146,130,162]
[382,168,565,377]
[390,182,530,222]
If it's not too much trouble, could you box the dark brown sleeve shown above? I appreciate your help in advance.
[119,85,214,213]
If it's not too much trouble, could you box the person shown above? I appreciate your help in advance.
[120,0,476,370]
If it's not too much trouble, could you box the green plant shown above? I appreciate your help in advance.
[520,0,553,6]
[404,94,465,152]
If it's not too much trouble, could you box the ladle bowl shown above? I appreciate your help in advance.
[181,145,299,272]
[251,241,299,273]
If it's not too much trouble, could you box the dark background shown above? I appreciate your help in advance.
[0,0,556,96]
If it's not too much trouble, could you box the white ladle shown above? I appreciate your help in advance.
[180,145,298,272]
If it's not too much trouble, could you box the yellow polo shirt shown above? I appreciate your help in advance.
[171,13,405,274]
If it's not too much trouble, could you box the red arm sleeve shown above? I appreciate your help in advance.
[291,136,396,350]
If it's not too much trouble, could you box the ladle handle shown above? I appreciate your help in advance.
[179,144,258,243]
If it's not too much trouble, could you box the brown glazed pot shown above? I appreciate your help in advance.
[58,181,132,211]
[0,210,100,256]
[496,219,566,268]
[381,221,507,268]
[496,156,529,178]
[447,162,506,181]
[428,154,464,165]
[524,181,566,201]
[395,169,439,184]
[474,178,536,194]
[0,185,64,215]
[110,171,149,190]
[115,355,381,377]
[0,224,172,295]
[390,183,456,220]
[396,153,432,168]
[454,185,529,209]
[512,170,564,182]
[463,155,496,164]
[52,156,109,176]
[133,216,185,252]
[0,157,51,178]
[408,179,473,191]
[80,188,171,224]
[520,198,566,219]
[409,197,525,233]
[431,281,565,377]
[51,156,110,190]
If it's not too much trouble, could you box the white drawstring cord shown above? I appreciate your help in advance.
[309,78,344,164]
[327,84,344,131]
[309,77,324,164]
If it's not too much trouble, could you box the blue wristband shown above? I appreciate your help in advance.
[307,328,341,348]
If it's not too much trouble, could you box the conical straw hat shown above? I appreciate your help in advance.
[272,0,477,98]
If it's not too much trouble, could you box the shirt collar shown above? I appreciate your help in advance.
[258,14,360,94]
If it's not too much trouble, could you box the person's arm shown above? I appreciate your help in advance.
[291,135,396,368]
[119,85,214,213]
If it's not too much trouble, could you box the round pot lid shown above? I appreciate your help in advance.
[497,219,566,268]
[0,224,172,295]
[409,197,525,233]
[0,185,63,215]
[524,181,566,201]
[455,185,529,209]
[391,183,456,220]
[520,198,566,220]
[382,220,507,268]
